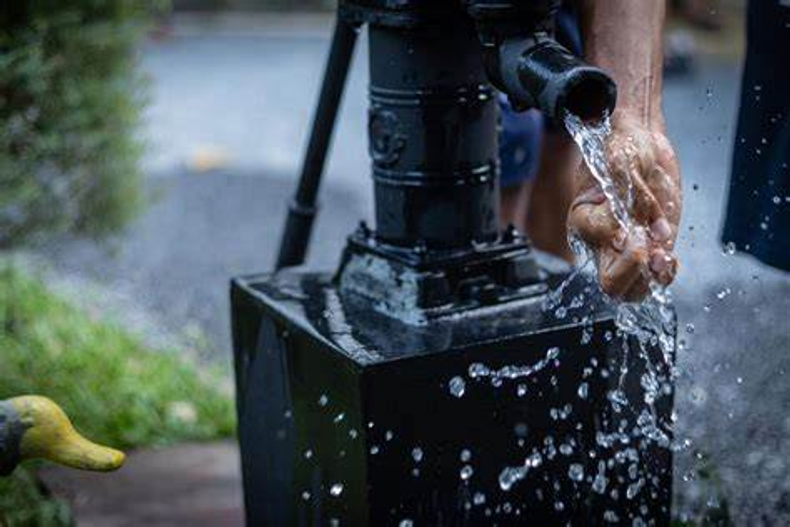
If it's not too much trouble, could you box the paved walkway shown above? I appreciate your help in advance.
[41,442,244,527]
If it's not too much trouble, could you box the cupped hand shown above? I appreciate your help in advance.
[567,112,682,302]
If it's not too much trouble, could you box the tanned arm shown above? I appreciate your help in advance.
[568,0,682,301]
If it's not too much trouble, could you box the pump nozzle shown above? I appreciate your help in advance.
[487,36,617,122]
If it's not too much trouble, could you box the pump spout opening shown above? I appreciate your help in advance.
[517,40,617,122]
[560,68,617,123]
[487,37,617,123]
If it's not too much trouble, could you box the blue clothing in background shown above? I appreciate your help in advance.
[722,0,790,270]
[498,99,544,187]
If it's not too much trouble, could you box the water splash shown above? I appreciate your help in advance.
[563,112,676,361]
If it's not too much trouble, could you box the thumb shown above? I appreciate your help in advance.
[567,188,623,250]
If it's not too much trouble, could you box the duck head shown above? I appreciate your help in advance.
[0,396,125,476]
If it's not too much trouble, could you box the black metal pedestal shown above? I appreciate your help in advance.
[232,269,673,526]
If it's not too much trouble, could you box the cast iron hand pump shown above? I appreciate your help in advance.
[235,1,674,525]
[277,0,615,275]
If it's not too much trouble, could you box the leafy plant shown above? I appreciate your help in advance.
[0,1,164,247]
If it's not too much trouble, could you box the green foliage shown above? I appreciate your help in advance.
[0,264,234,525]
[0,468,73,527]
[0,1,162,247]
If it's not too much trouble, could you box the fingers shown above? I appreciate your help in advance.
[596,234,651,301]
[649,249,679,287]
[630,170,665,228]
[646,164,682,249]
[567,181,619,249]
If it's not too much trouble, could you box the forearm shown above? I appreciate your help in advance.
[574,0,666,130]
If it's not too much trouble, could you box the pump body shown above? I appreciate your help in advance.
[233,1,673,525]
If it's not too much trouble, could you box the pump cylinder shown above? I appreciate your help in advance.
[368,18,500,249]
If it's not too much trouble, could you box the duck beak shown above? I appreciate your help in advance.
[9,396,125,472]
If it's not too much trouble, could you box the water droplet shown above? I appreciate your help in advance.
[498,466,525,491]
[685,323,695,334]
[301,491,311,501]
[468,363,489,378]
[577,382,589,399]
[460,449,472,462]
[318,394,329,406]
[385,430,394,441]
[516,384,527,397]
[626,480,643,499]
[514,422,529,438]
[473,492,486,505]
[592,473,608,494]
[412,447,423,463]
[399,520,414,527]
[460,465,474,480]
[304,449,313,459]
[330,483,344,497]
[348,429,358,439]
[449,376,466,398]
[334,413,345,423]
[568,463,584,481]
[370,445,380,455]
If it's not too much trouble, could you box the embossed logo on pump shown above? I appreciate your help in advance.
[369,107,406,166]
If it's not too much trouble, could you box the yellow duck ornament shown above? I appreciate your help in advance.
[0,395,125,476]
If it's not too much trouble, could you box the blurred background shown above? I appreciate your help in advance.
[1,0,788,525]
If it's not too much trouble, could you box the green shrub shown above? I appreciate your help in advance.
[0,1,161,247]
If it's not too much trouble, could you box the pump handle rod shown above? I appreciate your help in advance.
[275,16,359,270]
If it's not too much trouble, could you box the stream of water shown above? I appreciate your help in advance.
[563,112,677,361]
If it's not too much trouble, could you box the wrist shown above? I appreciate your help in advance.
[611,106,666,134]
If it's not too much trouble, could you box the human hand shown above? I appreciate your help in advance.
[567,112,681,302]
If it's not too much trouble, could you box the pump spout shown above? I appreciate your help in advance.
[486,34,617,122]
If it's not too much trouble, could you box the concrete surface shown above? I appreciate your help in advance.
[41,443,243,527]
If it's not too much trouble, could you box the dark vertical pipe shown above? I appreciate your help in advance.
[275,17,359,270]
[368,18,500,250]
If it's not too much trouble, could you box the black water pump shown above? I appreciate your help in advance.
[232,1,673,525]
